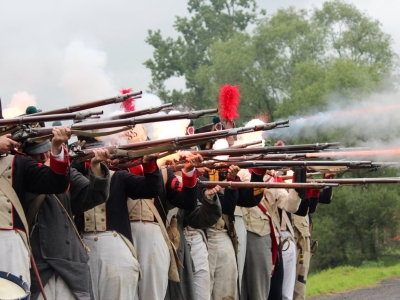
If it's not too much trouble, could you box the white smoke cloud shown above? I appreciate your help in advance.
[236,119,266,147]
[59,40,118,114]
[148,109,190,140]
[267,91,400,151]
[3,91,37,118]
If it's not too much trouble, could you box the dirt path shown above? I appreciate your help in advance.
[310,277,400,300]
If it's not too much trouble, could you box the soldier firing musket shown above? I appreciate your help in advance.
[69,120,290,163]
[9,108,219,144]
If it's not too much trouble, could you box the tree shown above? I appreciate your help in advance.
[144,0,261,109]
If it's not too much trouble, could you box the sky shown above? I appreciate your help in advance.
[0,0,399,117]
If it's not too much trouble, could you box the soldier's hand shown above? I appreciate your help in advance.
[181,153,203,173]
[91,148,111,176]
[196,167,210,176]
[204,185,221,200]
[0,134,20,155]
[143,153,159,163]
[51,127,71,154]
[227,165,240,180]
[324,172,335,179]
[91,148,111,164]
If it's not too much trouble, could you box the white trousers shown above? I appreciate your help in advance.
[0,230,30,285]
[37,273,75,300]
[207,229,238,300]
[131,222,170,300]
[235,215,247,296]
[83,231,140,300]
[184,229,210,300]
[281,231,296,300]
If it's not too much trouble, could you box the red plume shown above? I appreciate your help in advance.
[218,84,240,121]
[120,88,135,112]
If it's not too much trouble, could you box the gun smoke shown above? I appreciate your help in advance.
[266,91,400,159]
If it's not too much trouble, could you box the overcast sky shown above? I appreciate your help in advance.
[0,0,399,117]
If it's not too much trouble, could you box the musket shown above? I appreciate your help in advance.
[112,140,267,168]
[169,160,400,171]
[196,180,339,189]
[0,110,103,127]
[230,140,264,149]
[70,120,290,162]
[306,178,400,185]
[26,91,142,116]
[102,103,173,120]
[189,143,340,158]
[11,109,218,143]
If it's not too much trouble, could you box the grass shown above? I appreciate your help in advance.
[307,256,400,297]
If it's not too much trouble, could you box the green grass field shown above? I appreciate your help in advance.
[307,256,400,297]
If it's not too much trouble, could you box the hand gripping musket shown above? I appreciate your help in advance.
[70,120,290,162]
[196,179,339,189]
[169,160,400,172]
[11,108,218,144]
[24,91,143,116]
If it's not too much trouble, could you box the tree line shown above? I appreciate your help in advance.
[144,0,400,270]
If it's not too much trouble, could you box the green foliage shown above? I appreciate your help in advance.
[311,168,400,270]
[307,256,400,296]
[144,0,259,109]
[145,1,400,272]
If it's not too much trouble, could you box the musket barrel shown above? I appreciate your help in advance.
[0,110,104,126]
[107,103,173,120]
[308,178,400,184]
[197,180,338,189]
[28,91,142,116]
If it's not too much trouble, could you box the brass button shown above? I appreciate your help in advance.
[130,216,133,220]
[8,167,11,170]
[101,209,105,212]
[102,226,105,230]
[7,176,11,179]
[8,210,11,214]
[9,222,12,226]
[94,237,98,241]
[86,218,89,221]
[113,233,117,237]
[6,199,10,203]
[101,218,105,222]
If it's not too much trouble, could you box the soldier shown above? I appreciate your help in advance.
[166,166,222,300]
[293,174,334,300]
[23,138,111,300]
[74,152,162,300]
[128,152,200,300]
[0,128,70,285]
[241,168,303,300]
